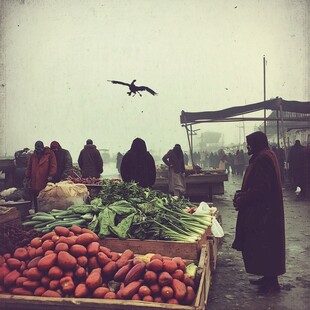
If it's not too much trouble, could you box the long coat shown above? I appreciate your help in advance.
[78,144,103,178]
[25,147,57,192]
[52,149,73,182]
[232,148,285,276]
[120,138,156,188]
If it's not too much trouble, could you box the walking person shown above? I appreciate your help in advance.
[162,144,186,197]
[232,131,285,293]
[78,139,103,178]
[120,138,156,188]
[25,141,57,212]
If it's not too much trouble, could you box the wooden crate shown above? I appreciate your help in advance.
[0,206,21,227]
[0,201,32,221]
[208,237,222,273]
[0,245,211,310]
[98,210,220,261]
[99,230,209,261]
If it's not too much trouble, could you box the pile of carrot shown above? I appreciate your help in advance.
[0,225,197,305]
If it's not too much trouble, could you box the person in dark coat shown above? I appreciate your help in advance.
[232,131,285,293]
[120,138,156,188]
[288,140,306,196]
[50,141,73,182]
[162,144,186,196]
[78,139,103,178]
[25,141,57,212]
[14,147,32,188]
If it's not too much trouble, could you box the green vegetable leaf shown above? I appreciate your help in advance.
[98,208,116,238]
[108,213,136,239]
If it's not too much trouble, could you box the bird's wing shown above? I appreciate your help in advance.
[136,85,158,96]
[107,80,130,87]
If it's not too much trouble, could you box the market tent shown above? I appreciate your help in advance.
[180,98,310,125]
[180,97,310,166]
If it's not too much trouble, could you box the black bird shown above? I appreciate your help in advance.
[108,79,158,97]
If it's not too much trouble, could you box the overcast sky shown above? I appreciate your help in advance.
[1,0,309,161]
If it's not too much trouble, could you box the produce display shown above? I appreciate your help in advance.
[0,222,42,255]
[67,177,103,185]
[0,226,198,305]
[23,180,213,241]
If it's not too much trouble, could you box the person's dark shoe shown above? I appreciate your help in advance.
[249,277,266,285]
[258,282,281,294]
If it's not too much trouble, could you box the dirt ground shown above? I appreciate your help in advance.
[206,174,310,310]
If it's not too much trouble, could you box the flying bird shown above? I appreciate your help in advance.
[108,79,158,97]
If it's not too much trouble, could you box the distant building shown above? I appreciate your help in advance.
[258,110,310,147]
[195,131,223,152]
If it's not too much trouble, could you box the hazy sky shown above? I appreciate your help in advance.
[1,0,309,161]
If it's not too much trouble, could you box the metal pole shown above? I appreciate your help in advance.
[185,124,195,168]
[263,55,266,133]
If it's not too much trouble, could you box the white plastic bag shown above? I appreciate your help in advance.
[211,217,224,238]
[37,181,89,211]
[195,201,218,216]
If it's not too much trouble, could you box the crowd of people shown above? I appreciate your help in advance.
[12,135,309,212]
[189,149,250,176]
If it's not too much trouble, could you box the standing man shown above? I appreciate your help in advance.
[232,131,285,293]
[25,141,57,212]
[78,139,103,178]
[162,144,186,197]
[288,140,306,197]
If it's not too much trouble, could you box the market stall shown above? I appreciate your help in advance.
[180,97,310,163]
[0,179,222,309]
[0,158,15,189]
[154,171,228,202]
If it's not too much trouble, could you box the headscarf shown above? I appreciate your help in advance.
[130,138,147,154]
[246,131,269,155]
[173,144,183,161]
[50,141,62,152]
[34,141,44,156]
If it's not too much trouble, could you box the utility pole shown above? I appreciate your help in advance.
[0,2,6,157]
[263,55,266,133]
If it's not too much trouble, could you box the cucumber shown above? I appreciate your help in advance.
[34,220,56,228]
[22,220,42,226]
[46,219,86,229]
[31,215,56,221]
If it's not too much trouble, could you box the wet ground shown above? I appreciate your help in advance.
[207,174,310,310]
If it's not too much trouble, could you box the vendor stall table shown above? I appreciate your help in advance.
[153,172,228,201]
[0,201,32,220]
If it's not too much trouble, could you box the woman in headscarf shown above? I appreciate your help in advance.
[50,141,73,182]
[162,144,186,197]
[25,141,57,212]
[120,138,156,188]
[232,131,285,293]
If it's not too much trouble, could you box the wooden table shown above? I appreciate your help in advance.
[153,173,228,201]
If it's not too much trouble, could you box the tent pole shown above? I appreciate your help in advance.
[263,55,267,133]
[279,101,288,160]
[185,124,195,168]
[276,109,280,148]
